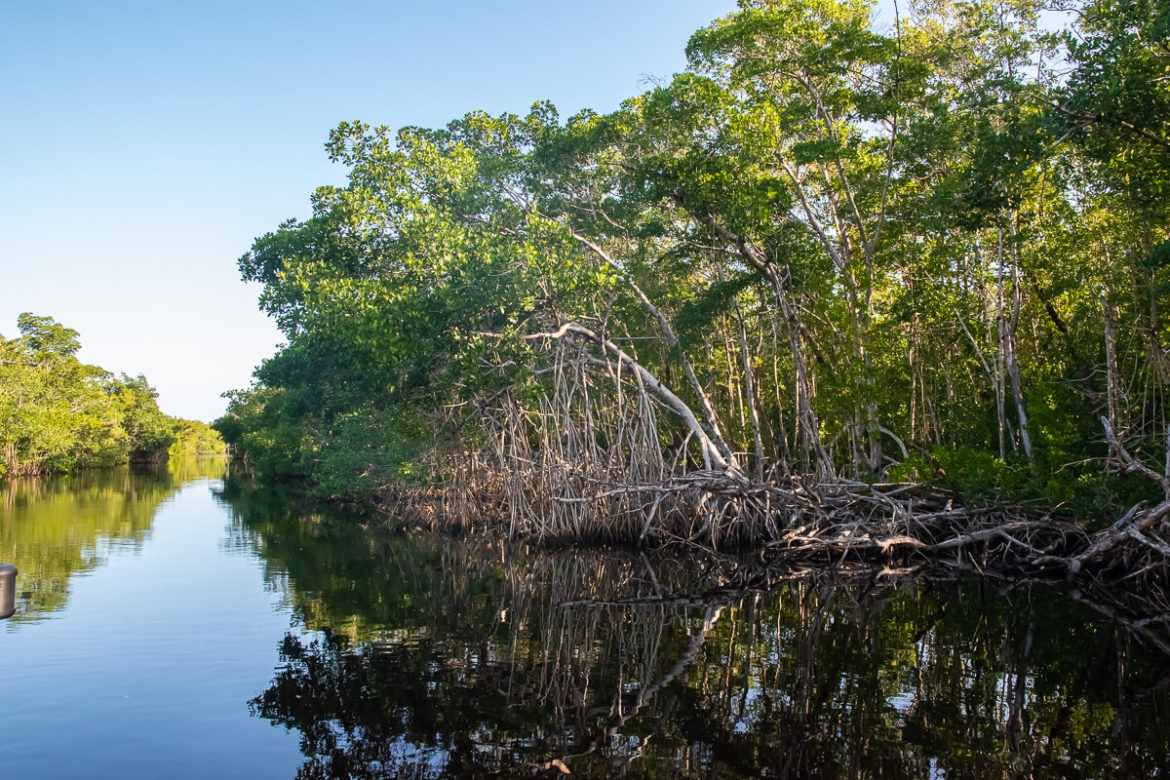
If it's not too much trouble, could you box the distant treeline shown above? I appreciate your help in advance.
[216,0,1168,525]
[0,313,224,477]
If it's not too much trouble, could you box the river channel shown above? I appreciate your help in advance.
[1,462,1168,777]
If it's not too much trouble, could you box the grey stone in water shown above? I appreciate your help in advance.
[0,563,16,620]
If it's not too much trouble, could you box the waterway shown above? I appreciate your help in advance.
[1,462,1168,777]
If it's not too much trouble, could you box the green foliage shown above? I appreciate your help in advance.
[224,0,1170,521]
[1061,0,1170,211]
[169,419,225,458]
[15,313,81,358]
[0,314,185,477]
[113,374,175,462]
[673,273,756,350]
[311,406,431,499]
[213,385,315,480]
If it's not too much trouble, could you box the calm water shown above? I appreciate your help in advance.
[1,464,1169,778]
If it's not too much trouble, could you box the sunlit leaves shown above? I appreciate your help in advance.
[0,316,178,475]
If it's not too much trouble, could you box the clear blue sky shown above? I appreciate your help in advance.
[2,1,744,421]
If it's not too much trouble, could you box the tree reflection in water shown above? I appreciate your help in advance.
[0,458,225,622]
[223,483,1170,778]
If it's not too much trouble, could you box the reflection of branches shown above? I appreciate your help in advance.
[1070,587,1170,657]
[0,467,183,623]
[527,602,728,776]
[234,502,1170,778]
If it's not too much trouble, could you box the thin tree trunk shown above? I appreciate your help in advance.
[769,311,791,471]
[1005,214,1033,459]
[1103,292,1120,433]
[723,320,745,433]
[909,317,918,444]
[734,299,767,480]
[567,232,739,468]
[995,234,1011,458]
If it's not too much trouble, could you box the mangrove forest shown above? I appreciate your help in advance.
[213,0,1170,590]
[5,1,1170,776]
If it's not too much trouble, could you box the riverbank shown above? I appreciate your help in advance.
[357,422,1170,615]
[0,313,226,479]
[379,473,1164,578]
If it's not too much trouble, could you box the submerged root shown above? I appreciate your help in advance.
[381,462,1170,595]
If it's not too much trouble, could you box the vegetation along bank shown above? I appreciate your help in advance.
[1,313,224,477]
[214,0,1170,588]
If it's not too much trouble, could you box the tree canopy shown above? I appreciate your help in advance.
[0,314,223,477]
[218,0,1169,526]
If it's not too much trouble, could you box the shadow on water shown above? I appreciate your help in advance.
[0,457,226,623]
[218,479,1170,779]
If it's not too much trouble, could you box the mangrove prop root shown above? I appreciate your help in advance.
[377,359,1170,603]
[385,465,1169,589]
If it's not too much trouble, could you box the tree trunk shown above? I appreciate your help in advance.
[734,299,767,480]
[525,321,741,476]
[1101,294,1119,431]
[568,232,740,470]
[1004,215,1033,459]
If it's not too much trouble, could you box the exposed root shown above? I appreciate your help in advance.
[375,350,1170,605]
[383,459,1170,594]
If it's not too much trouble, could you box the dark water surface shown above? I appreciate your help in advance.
[2,464,1169,778]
